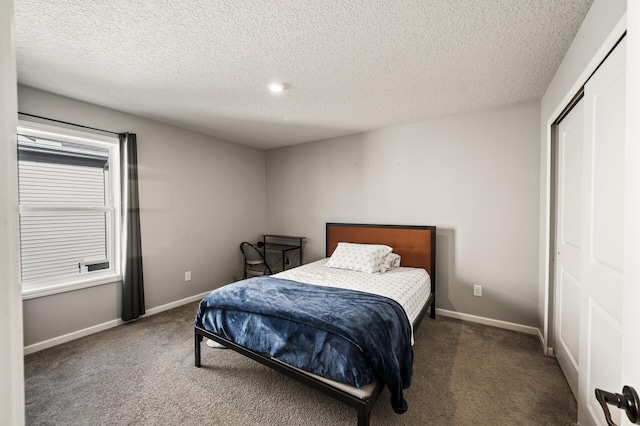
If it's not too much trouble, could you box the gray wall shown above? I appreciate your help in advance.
[266,102,541,327]
[19,85,266,346]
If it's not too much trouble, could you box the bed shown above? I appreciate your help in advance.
[194,223,436,426]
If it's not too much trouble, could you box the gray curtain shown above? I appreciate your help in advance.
[119,133,145,321]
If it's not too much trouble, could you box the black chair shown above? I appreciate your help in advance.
[240,242,272,279]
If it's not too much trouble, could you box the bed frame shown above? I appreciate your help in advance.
[195,223,436,426]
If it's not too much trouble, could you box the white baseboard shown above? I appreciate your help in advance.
[25,296,545,355]
[23,319,123,355]
[143,290,211,316]
[23,290,212,355]
[435,308,541,336]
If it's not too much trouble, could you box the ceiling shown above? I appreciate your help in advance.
[14,0,593,150]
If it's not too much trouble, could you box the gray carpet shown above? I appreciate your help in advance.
[24,302,577,425]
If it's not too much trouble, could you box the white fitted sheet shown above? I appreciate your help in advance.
[274,258,431,326]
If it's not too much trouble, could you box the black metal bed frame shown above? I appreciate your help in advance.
[194,223,436,426]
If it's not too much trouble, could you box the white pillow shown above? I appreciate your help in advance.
[325,242,392,274]
[379,252,401,273]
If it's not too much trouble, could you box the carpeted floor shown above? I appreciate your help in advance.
[24,302,577,425]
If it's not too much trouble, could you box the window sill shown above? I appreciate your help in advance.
[22,273,122,300]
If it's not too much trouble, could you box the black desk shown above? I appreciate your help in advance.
[261,234,306,273]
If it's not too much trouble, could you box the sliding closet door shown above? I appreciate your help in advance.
[553,99,584,400]
[578,37,627,426]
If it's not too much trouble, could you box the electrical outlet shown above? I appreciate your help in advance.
[473,285,482,297]
[185,271,192,282]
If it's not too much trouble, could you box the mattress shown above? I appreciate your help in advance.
[273,259,431,399]
[203,259,432,400]
[274,258,432,326]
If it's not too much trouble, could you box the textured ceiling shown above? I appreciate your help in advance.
[15,0,593,150]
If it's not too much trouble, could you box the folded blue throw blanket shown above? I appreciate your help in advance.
[195,276,413,413]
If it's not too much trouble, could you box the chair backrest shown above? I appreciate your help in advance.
[239,242,266,263]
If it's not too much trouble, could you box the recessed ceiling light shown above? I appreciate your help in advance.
[268,82,286,93]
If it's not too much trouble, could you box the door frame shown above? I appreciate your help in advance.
[543,13,627,355]
[622,3,640,424]
[0,0,25,425]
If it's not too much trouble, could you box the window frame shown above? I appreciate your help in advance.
[17,120,122,300]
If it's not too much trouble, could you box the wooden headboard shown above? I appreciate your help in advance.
[325,223,436,279]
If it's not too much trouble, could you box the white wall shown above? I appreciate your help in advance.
[18,86,266,348]
[0,1,25,423]
[538,0,626,349]
[266,102,541,327]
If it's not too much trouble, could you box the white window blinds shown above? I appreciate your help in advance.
[19,213,108,282]
[18,159,107,206]
[17,133,115,285]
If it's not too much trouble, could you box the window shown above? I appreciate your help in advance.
[17,121,121,298]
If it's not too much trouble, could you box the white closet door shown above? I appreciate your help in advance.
[578,37,628,426]
[621,4,640,425]
[554,98,584,400]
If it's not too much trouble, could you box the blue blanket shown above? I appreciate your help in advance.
[195,276,413,413]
